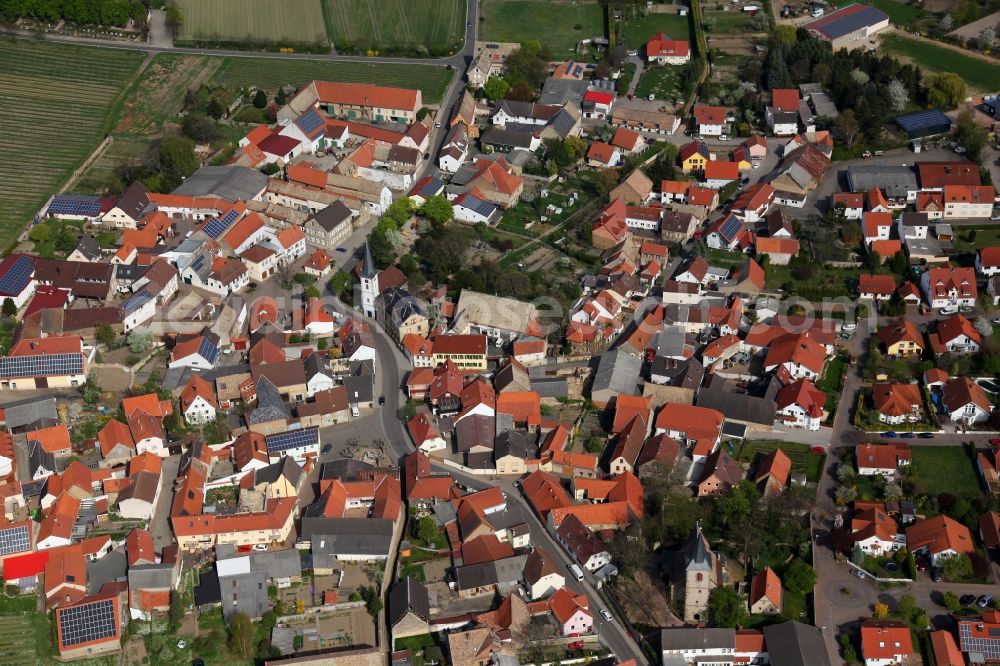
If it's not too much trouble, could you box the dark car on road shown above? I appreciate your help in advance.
[918,433,934,439]
[378,395,386,406]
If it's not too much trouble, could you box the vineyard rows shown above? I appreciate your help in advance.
[0,40,143,249]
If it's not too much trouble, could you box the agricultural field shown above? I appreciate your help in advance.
[0,39,144,252]
[174,0,328,47]
[212,57,453,103]
[622,12,691,49]
[880,33,1000,92]
[481,0,606,54]
[323,0,465,55]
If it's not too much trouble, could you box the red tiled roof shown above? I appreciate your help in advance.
[287,162,328,189]
[906,514,974,556]
[858,273,896,296]
[646,32,689,58]
[587,141,618,165]
[694,105,726,126]
[313,81,419,112]
[860,620,914,662]
[771,88,799,111]
[28,424,71,454]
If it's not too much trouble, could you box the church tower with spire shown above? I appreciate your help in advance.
[359,241,379,318]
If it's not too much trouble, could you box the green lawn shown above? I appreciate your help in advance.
[765,263,857,299]
[880,33,1000,93]
[952,226,1000,254]
[622,12,690,49]
[635,65,681,101]
[734,440,825,483]
[212,57,453,103]
[400,562,426,581]
[833,0,926,24]
[480,0,606,54]
[910,446,981,498]
[817,352,848,422]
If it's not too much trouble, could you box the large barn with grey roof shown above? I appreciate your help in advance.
[805,3,889,48]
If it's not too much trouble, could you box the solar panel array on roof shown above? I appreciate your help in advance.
[0,255,34,296]
[58,598,117,648]
[122,289,152,316]
[809,4,888,39]
[48,195,103,218]
[197,338,220,365]
[960,623,1000,661]
[189,255,206,275]
[462,194,497,218]
[295,108,325,137]
[720,216,742,243]
[0,525,29,555]
[265,427,319,454]
[203,208,240,239]
[418,177,444,197]
[0,353,83,379]
[894,110,952,138]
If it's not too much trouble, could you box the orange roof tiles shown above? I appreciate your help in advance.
[287,162,328,189]
[587,142,618,165]
[612,395,650,434]
[181,374,217,414]
[905,514,974,557]
[28,424,71,454]
[694,105,727,126]
[749,566,782,609]
[756,448,792,489]
[313,81,419,112]
[860,621,913,662]
[654,403,723,442]
[496,391,542,426]
[872,382,923,418]
[521,470,573,518]
[122,393,172,419]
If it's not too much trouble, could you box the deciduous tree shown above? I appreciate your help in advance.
[707,587,746,627]
[925,72,967,110]
[228,612,255,658]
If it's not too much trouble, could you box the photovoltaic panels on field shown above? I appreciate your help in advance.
[960,623,1000,661]
[0,353,83,379]
[197,338,220,365]
[720,216,742,243]
[48,195,102,218]
[0,524,29,555]
[122,290,152,316]
[0,255,34,296]
[266,426,319,454]
[58,598,117,648]
[204,209,240,239]
[295,109,325,138]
